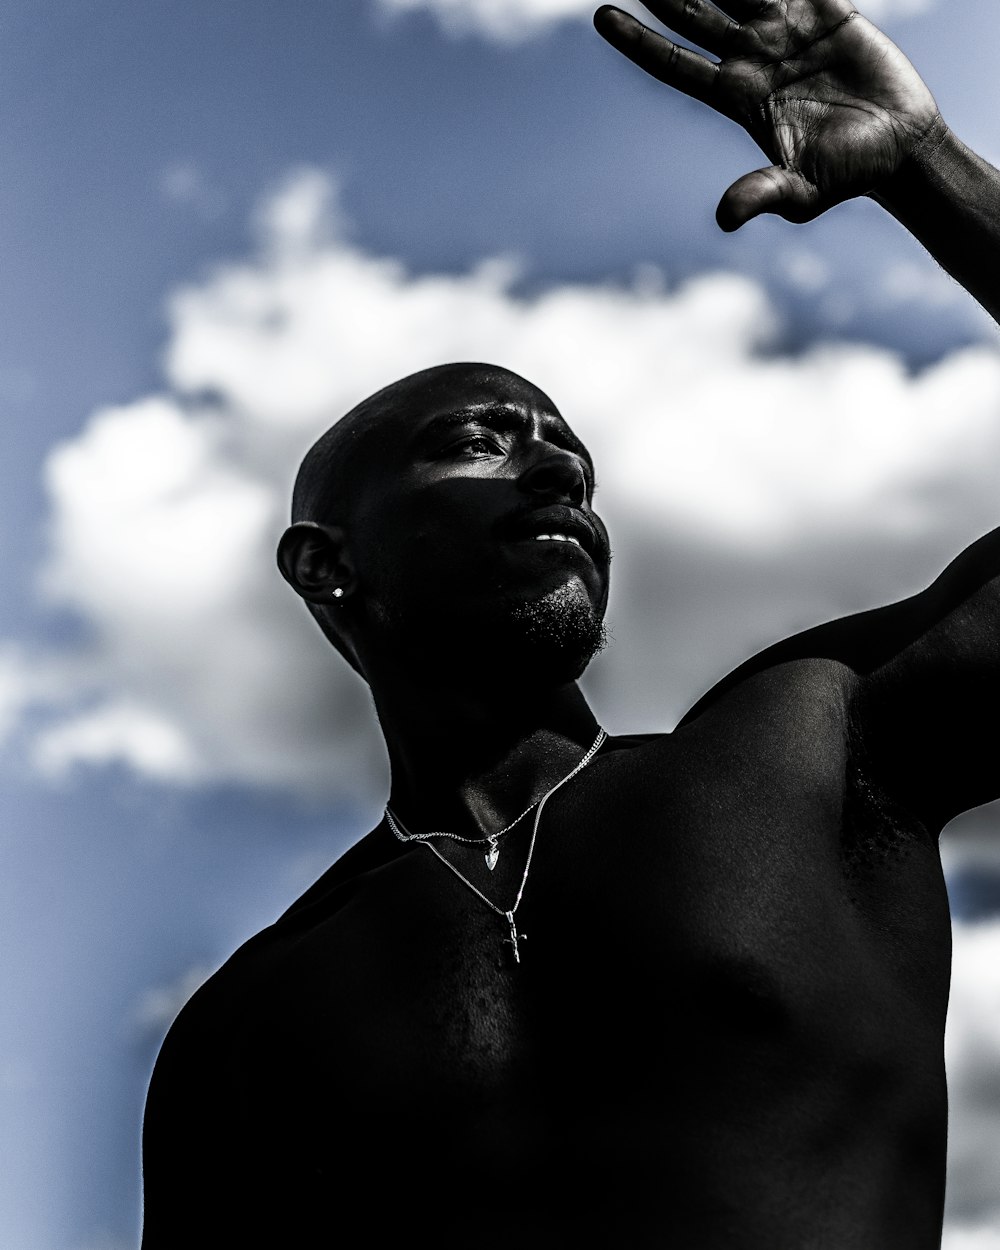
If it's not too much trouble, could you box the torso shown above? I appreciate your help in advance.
[179,657,952,1247]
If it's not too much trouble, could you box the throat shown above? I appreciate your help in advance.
[379,681,602,839]
[385,724,608,968]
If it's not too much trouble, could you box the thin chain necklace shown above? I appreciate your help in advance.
[386,793,539,872]
[387,728,606,964]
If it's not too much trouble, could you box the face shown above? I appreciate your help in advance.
[343,364,611,682]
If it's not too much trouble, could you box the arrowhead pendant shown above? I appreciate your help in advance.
[485,839,500,871]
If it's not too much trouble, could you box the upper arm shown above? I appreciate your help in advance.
[141,971,258,1248]
[679,526,1000,828]
[856,526,1000,827]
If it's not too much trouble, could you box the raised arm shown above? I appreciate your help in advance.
[595,0,1000,824]
[594,0,1000,324]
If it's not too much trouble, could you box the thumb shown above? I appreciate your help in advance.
[716,166,822,232]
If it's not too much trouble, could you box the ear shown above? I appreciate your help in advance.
[277,522,356,604]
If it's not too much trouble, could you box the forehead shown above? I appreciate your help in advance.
[382,368,591,466]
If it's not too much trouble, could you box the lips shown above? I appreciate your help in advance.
[498,505,604,563]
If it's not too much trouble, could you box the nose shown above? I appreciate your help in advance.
[518,448,588,507]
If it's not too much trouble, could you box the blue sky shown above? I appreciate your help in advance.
[5,1,1000,1246]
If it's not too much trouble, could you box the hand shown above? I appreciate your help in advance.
[594,0,941,230]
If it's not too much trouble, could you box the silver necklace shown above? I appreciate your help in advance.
[388,729,606,964]
[386,794,539,872]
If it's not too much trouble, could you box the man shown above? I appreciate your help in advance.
[141,2,1000,1246]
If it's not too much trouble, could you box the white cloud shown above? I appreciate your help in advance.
[6,166,1000,797]
[42,396,274,621]
[0,646,69,745]
[945,921,1000,1230]
[376,0,594,40]
[32,698,202,783]
[0,649,44,744]
[373,0,936,42]
[945,1223,1000,1250]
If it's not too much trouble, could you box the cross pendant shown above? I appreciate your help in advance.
[504,910,525,964]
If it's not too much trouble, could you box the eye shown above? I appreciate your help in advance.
[449,434,503,458]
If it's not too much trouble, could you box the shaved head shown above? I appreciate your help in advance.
[291,362,545,525]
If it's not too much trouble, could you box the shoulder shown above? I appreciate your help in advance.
[156,823,405,1068]
[147,924,282,1106]
[676,622,866,734]
[141,829,402,1246]
[161,829,396,1055]
[140,926,285,1244]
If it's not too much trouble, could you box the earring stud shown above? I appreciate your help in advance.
[331,587,344,600]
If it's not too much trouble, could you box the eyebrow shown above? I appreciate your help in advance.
[415,404,595,477]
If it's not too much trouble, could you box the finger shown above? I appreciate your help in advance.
[716,166,823,231]
[639,0,740,56]
[594,7,720,106]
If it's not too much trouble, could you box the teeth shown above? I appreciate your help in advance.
[531,532,582,547]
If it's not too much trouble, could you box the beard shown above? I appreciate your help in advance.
[505,577,608,684]
[366,572,607,688]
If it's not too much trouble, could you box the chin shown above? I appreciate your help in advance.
[507,577,608,683]
[369,574,607,685]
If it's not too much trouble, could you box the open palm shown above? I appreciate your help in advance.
[595,0,940,229]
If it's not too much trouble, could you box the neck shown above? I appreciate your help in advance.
[373,673,601,835]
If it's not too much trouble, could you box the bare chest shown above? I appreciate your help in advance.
[243,667,952,1244]
[266,676,950,1108]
